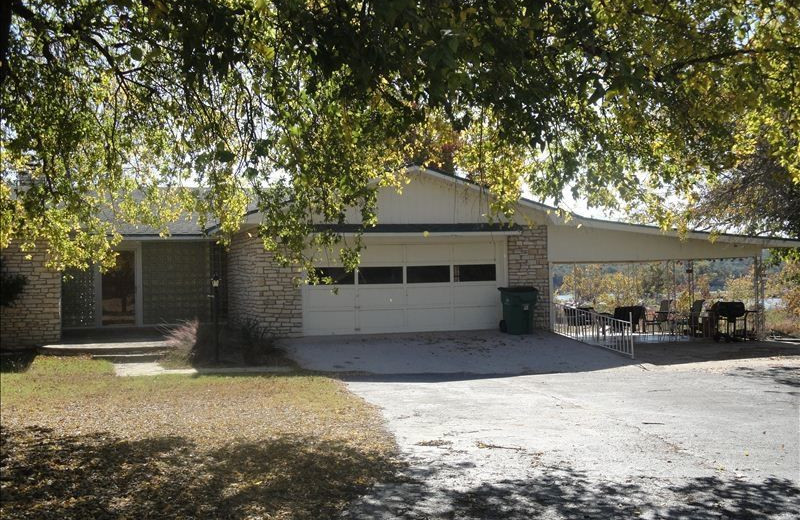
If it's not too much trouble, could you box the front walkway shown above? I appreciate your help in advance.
[113,362,293,377]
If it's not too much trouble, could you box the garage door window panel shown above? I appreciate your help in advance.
[314,267,354,285]
[407,265,451,283]
[455,264,496,282]
[358,266,403,284]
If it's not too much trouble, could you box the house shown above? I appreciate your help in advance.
[1,166,797,349]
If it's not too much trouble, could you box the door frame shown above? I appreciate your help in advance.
[94,241,143,327]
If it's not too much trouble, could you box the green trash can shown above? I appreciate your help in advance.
[498,286,539,334]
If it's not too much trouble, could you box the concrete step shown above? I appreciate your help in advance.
[39,340,173,356]
[91,352,169,363]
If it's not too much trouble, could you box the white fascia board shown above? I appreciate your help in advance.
[120,235,214,241]
[309,231,522,237]
[551,215,800,249]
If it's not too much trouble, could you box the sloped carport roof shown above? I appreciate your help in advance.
[416,166,799,262]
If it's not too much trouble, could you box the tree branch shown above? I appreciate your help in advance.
[657,47,799,80]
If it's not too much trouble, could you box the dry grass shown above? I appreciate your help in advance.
[766,309,800,337]
[0,357,397,519]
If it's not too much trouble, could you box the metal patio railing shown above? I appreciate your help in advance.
[552,303,635,358]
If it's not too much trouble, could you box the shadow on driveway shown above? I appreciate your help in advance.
[347,462,800,519]
[634,340,800,367]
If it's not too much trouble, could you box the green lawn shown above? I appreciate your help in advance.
[0,356,397,519]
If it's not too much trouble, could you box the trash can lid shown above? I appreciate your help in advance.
[498,286,538,293]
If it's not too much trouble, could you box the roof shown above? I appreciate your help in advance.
[313,223,522,235]
[97,190,210,238]
[116,220,206,237]
[133,165,797,248]
[412,166,800,249]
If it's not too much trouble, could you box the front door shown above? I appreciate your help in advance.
[102,250,136,326]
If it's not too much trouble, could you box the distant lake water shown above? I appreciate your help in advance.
[765,298,784,310]
[554,293,785,309]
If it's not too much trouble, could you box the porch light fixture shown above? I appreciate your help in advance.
[211,275,220,288]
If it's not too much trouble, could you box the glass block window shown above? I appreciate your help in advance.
[142,242,211,324]
[454,264,496,282]
[62,267,96,327]
[407,265,450,283]
[358,266,403,284]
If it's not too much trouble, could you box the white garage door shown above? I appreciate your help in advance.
[302,240,506,335]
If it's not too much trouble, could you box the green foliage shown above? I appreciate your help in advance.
[0,258,27,307]
[688,143,800,239]
[767,259,800,321]
[2,1,798,271]
[723,268,756,304]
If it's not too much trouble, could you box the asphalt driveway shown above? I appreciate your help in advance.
[279,330,637,375]
[281,332,800,518]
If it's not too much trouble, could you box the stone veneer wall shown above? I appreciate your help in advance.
[227,232,302,337]
[507,226,551,329]
[0,243,61,349]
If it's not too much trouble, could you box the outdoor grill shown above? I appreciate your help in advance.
[710,301,747,342]
[713,301,746,322]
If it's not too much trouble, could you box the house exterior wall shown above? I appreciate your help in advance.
[0,243,61,349]
[258,168,551,228]
[507,226,551,329]
[227,231,302,337]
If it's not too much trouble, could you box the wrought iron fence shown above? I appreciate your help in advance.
[552,303,635,358]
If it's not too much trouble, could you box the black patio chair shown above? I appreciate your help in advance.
[677,299,705,337]
[643,299,674,335]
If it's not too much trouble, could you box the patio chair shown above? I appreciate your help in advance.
[644,299,674,335]
[674,299,705,337]
[687,299,705,336]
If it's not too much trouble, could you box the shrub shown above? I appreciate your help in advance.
[237,319,276,365]
[159,319,214,366]
[0,258,27,307]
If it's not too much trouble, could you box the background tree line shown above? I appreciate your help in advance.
[554,257,799,335]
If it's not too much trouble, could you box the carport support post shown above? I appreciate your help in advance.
[548,262,555,331]
[753,255,766,339]
[753,255,765,339]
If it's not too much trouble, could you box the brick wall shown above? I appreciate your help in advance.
[227,232,302,337]
[0,243,61,349]
[507,226,551,329]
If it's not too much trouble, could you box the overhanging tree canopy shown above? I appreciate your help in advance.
[1,0,798,273]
